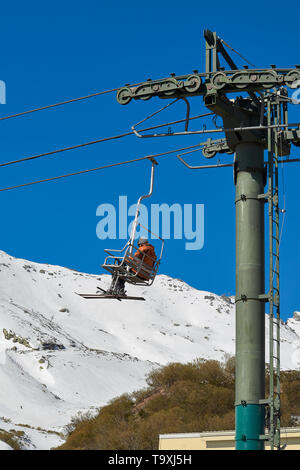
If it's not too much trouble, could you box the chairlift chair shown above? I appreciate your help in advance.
[77,157,164,301]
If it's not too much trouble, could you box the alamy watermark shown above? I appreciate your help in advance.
[96,196,204,250]
[0,81,6,104]
[291,79,300,104]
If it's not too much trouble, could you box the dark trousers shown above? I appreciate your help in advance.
[109,272,125,294]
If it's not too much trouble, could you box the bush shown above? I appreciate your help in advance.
[57,357,300,450]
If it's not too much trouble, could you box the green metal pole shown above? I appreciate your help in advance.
[235,142,266,450]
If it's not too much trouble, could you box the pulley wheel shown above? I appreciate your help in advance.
[117,87,132,105]
[184,74,202,93]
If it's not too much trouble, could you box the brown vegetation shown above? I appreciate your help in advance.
[56,358,300,450]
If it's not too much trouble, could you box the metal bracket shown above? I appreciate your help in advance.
[235,193,268,204]
[176,149,233,170]
[130,97,194,138]
[259,398,271,405]
[148,156,158,166]
[258,294,270,302]
[259,434,270,441]
[235,293,270,303]
[257,192,269,201]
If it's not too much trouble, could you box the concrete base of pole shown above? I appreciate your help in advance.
[235,404,265,450]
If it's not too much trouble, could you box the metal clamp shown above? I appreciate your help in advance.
[235,193,268,204]
[235,294,270,303]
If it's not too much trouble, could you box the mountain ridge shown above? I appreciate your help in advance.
[0,249,299,449]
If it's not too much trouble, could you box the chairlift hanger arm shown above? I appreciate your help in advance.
[129,158,157,250]
[137,157,157,204]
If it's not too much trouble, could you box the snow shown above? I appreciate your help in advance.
[0,441,13,450]
[0,249,299,449]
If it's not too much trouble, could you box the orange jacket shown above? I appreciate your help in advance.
[134,243,157,267]
[131,243,157,280]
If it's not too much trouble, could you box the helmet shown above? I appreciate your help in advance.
[138,237,148,246]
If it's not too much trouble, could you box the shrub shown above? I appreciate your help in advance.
[57,357,300,450]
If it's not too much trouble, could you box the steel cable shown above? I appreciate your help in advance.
[0,112,213,169]
[1,154,298,193]
[0,142,206,192]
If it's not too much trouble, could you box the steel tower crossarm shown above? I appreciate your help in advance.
[117,68,300,106]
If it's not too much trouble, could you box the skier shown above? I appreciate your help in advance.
[107,237,156,295]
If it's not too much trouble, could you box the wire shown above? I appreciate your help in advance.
[0,80,155,122]
[280,157,300,163]
[0,151,299,194]
[0,112,214,169]
[0,131,134,168]
[134,112,214,133]
[220,38,256,68]
[132,107,214,138]
[0,160,145,192]
[0,143,205,193]
[0,73,202,122]
[0,88,119,122]
[133,99,180,129]
[2,67,299,124]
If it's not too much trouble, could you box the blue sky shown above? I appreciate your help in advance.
[0,1,299,320]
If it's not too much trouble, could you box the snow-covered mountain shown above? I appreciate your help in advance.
[0,249,299,450]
